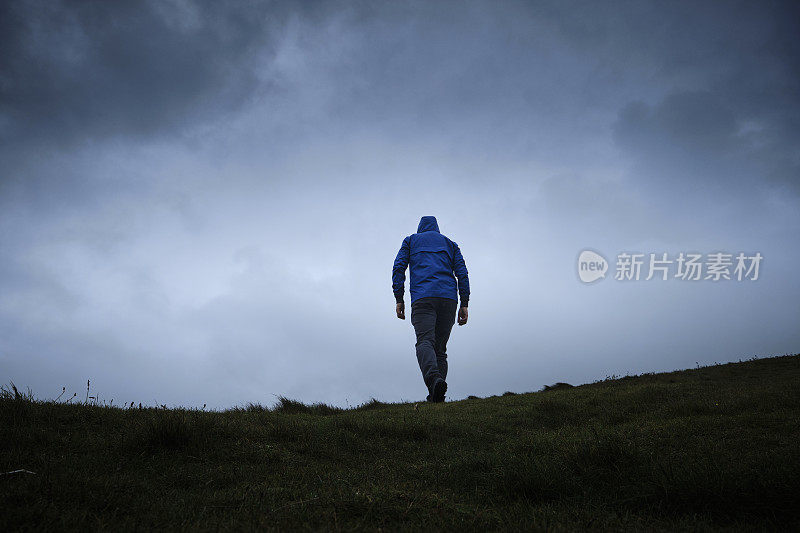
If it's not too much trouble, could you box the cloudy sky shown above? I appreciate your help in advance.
[2,0,798,409]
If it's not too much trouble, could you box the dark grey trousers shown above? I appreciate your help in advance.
[410,297,457,399]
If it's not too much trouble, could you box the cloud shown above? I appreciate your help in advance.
[615,89,798,194]
[1,1,799,408]
[0,0,280,145]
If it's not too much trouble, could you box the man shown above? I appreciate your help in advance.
[392,216,470,403]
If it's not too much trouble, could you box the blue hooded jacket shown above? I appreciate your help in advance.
[392,216,470,306]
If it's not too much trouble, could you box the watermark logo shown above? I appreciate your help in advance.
[578,250,762,283]
[578,250,608,283]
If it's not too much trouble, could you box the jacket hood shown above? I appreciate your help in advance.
[417,216,440,233]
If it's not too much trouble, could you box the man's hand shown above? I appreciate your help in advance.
[396,302,405,320]
[458,306,468,326]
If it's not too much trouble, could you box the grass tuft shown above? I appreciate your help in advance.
[354,398,385,411]
[273,396,342,415]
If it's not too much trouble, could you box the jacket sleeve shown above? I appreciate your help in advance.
[453,242,470,307]
[392,236,410,303]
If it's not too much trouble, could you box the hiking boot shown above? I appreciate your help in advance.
[432,379,447,403]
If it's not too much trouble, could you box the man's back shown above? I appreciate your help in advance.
[392,216,470,306]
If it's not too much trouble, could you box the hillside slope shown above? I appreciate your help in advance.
[2,354,800,530]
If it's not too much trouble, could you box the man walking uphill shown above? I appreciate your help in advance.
[392,216,470,403]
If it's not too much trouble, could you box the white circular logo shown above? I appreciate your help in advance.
[578,250,608,283]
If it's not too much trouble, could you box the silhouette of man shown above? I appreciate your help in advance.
[392,216,470,402]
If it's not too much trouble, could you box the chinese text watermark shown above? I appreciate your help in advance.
[577,250,762,283]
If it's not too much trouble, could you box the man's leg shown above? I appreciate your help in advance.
[410,298,444,400]
[434,298,458,382]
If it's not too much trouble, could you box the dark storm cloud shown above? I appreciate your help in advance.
[603,1,800,199]
[609,84,798,242]
[1,1,799,409]
[614,87,799,197]
[0,0,282,144]
[613,91,751,202]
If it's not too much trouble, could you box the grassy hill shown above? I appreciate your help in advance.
[2,354,799,531]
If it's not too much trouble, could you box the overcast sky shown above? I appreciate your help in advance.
[2,0,798,409]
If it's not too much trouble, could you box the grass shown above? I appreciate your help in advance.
[2,354,799,531]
